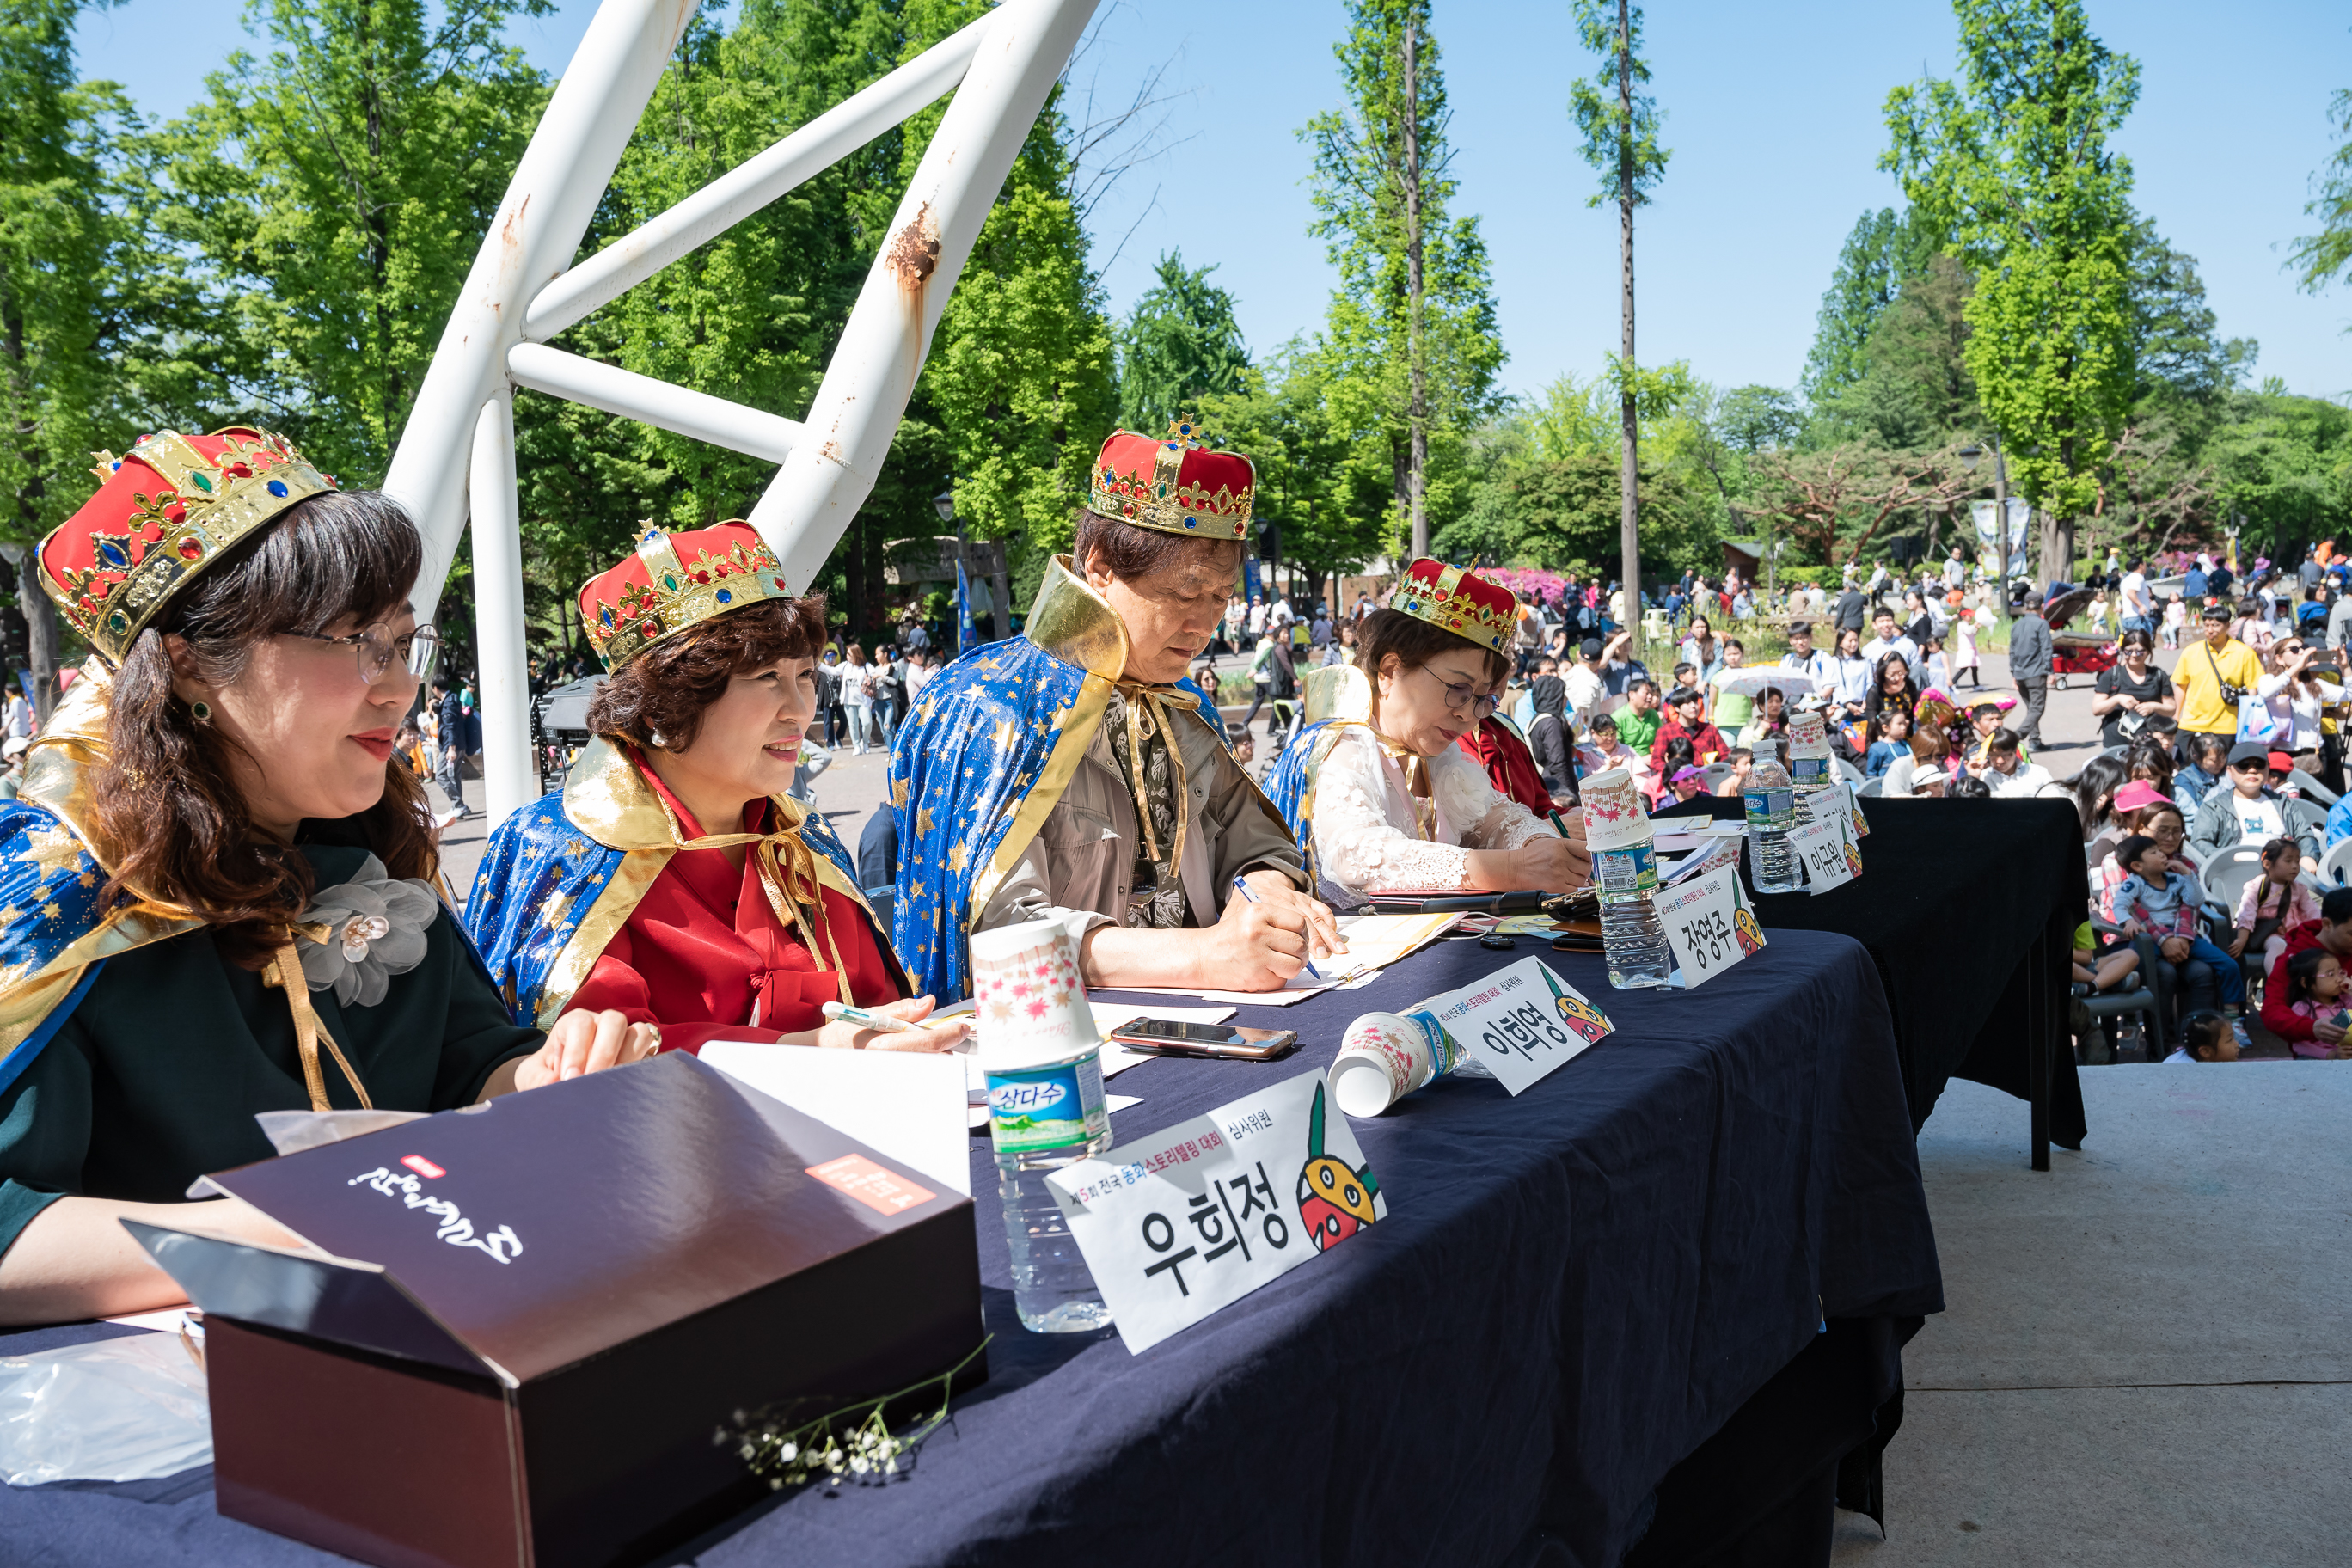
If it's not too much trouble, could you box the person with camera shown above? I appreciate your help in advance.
[2172,603,2264,761]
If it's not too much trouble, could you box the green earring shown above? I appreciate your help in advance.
[190,701,212,724]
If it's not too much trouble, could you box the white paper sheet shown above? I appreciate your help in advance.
[700,1043,972,1197]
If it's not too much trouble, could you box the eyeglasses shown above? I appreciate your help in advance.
[288,622,442,683]
[1414,664,1501,720]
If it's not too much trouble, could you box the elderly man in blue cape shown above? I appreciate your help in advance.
[893,423,1343,1002]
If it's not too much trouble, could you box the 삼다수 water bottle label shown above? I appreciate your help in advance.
[1789,756,1831,787]
[1595,842,1657,895]
[1742,786,1792,826]
[986,1052,1108,1154]
[1400,1007,1470,1075]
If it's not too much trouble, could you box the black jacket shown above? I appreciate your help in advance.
[1528,712,1576,797]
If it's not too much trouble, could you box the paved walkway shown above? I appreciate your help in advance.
[1832,1068,2352,1566]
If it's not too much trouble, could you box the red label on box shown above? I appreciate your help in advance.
[401,1155,446,1179]
[805,1154,935,1216]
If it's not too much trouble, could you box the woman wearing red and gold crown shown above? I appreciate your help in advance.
[1267,561,1593,900]
[464,523,966,1057]
[0,431,658,1326]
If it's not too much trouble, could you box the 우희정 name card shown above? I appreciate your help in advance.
[1047,1069,1384,1355]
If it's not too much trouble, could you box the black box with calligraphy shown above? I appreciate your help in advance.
[124,1052,985,1568]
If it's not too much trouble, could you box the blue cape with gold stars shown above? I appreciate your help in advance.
[891,556,1235,1004]
[0,665,209,1097]
[1266,664,1376,888]
[464,737,870,1027]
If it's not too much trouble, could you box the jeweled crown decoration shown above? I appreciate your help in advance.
[579,520,795,671]
[1084,419,1254,540]
[1391,557,1517,657]
[41,427,334,665]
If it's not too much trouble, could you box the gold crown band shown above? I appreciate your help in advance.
[585,523,795,671]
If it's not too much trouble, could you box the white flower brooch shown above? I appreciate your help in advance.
[295,854,441,1008]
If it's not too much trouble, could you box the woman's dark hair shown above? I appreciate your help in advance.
[1949,774,1993,799]
[1660,735,1696,771]
[1072,511,1245,586]
[95,490,431,969]
[1864,653,1918,731]
[2067,753,2130,838]
[1355,607,1510,701]
[587,596,830,754]
[2116,626,2155,656]
[2126,737,2176,791]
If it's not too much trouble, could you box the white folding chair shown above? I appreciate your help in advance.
[2201,845,2265,914]
[2320,836,2352,887]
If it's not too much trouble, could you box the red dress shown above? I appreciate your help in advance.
[1455,716,1554,815]
[562,764,902,1054]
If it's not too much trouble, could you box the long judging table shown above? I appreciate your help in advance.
[0,928,1940,1568]
[1659,793,2088,1167]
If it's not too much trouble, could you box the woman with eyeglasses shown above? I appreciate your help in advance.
[1268,559,1592,900]
[0,429,658,1327]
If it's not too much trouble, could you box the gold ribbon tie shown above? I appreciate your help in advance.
[265,937,375,1112]
[1111,679,1199,873]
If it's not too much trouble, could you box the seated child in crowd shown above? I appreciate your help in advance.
[1712,747,1754,798]
[2165,1008,2239,1063]
[2233,836,2320,974]
[2279,947,2352,1060]
[2115,832,2249,1026]
[1864,709,1912,778]
[2073,920,2141,993]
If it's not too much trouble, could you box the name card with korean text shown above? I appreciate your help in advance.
[1655,867,1766,989]
[1788,813,1859,894]
[1047,1069,1382,1355]
[1416,957,1614,1096]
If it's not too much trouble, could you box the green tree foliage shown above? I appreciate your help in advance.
[150,0,553,487]
[1302,0,1504,556]
[1565,0,1669,213]
[2207,389,2352,554]
[2288,84,2352,303]
[1884,0,2141,534]
[1115,248,1249,433]
[1,0,123,548]
[1800,207,1942,406]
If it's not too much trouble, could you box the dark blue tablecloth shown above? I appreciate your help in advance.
[0,930,1940,1568]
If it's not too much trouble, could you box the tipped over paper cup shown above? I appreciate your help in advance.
[1332,1005,1475,1117]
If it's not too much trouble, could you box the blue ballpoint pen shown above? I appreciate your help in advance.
[1231,874,1323,979]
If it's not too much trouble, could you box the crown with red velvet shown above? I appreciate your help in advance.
[579,520,795,671]
[1391,558,1517,657]
[1084,418,1254,539]
[40,427,334,665]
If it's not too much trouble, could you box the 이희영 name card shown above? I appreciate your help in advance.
[1047,1069,1382,1355]
[1416,956,1614,1095]
[1655,866,1765,989]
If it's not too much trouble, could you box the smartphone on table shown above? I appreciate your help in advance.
[1106,1019,1301,1061]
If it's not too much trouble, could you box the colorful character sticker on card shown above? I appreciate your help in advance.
[1296,1081,1382,1252]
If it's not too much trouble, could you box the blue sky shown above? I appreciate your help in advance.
[74,0,2352,403]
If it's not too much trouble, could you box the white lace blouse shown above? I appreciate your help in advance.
[1308,725,1553,893]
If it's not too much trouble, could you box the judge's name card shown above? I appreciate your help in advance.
[1787,812,1860,894]
[1655,867,1766,989]
[1047,1069,1384,1355]
[1419,956,1614,1095]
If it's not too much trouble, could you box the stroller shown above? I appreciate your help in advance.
[2041,583,2117,689]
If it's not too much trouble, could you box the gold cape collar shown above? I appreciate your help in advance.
[560,734,828,852]
[1024,554,1130,679]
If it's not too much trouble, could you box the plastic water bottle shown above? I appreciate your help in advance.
[986,1050,1116,1333]
[1789,750,1840,828]
[1582,766,1673,989]
[1743,743,1800,894]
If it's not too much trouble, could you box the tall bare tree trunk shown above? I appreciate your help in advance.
[1402,9,1429,561]
[18,556,57,726]
[1614,0,1640,634]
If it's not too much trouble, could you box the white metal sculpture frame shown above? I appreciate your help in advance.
[383,0,1100,829]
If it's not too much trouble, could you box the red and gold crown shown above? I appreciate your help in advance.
[580,520,796,671]
[40,427,334,665]
[1084,418,1254,539]
[1391,558,1517,657]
